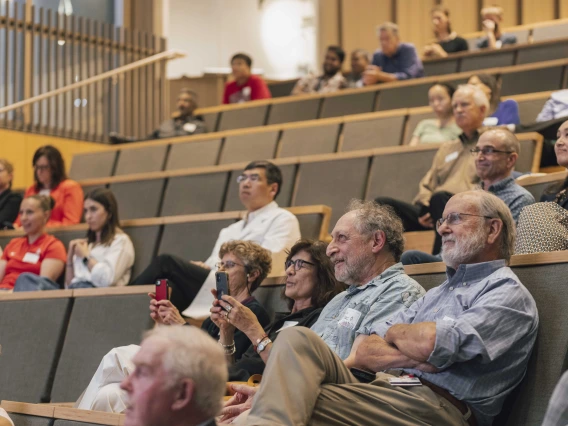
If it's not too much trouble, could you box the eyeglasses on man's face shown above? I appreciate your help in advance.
[436,212,495,231]
[470,146,513,156]
[285,258,315,271]
[236,173,261,184]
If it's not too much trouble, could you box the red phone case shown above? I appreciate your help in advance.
[155,279,169,301]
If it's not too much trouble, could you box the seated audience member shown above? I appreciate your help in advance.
[212,239,344,381]
[376,84,487,255]
[15,189,135,291]
[477,6,517,49]
[363,22,424,85]
[403,129,535,265]
[227,191,538,426]
[0,159,22,228]
[409,83,461,146]
[541,120,568,207]
[110,88,206,143]
[0,196,66,291]
[120,326,226,426]
[541,371,568,426]
[75,240,271,413]
[223,53,271,104]
[16,145,83,227]
[291,46,347,95]
[537,89,568,122]
[345,49,370,88]
[131,160,301,314]
[423,6,468,58]
[469,74,520,126]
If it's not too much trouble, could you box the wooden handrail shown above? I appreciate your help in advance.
[0,49,186,116]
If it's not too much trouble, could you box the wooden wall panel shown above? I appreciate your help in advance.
[340,0,392,65]
[482,0,519,26]
[317,0,340,67]
[560,0,568,18]
[441,0,479,34]
[523,0,555,24]
[396,0,437,55]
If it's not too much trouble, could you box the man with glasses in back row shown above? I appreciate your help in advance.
[131,161,300,316]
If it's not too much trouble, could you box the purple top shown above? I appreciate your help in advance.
[371,43,424,80]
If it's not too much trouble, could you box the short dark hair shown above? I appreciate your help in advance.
[85,188,121,246]
[282,239,345,310]
[431,82,456,98]
[244,161,283,199]
[32,145,67,191]
[179,88,199,104]
[231,53,252,68]
[327,45,345,64]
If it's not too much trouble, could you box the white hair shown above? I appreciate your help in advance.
[144,326,228,419]
[455,84,490,114]
[377,22,399,37]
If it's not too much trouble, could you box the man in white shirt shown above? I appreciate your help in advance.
[131,161,301,315]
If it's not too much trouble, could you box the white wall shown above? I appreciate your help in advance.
[163,0,317,80]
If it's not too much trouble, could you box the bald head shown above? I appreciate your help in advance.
[475,129,519,184]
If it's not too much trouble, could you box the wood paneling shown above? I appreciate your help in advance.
[562,0,568,18]
[317,0,340,66]
[396,0,437,55]
[523,0,555,24]
[441,0,479,34]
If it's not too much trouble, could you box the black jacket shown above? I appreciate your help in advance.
[0,189,22,227]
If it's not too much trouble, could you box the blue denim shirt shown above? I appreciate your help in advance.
[311,263,425,360]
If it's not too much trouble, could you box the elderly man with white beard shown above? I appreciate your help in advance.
[226,191,538,426]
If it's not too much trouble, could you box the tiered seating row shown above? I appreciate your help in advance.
[70,133,542,228]
[192,59,568,131]
[68,90,553,182]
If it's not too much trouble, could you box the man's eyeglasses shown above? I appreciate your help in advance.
[236,173,261,184]
[285,259,315,271]
[216,260,245,270]
[470,147,513,156]
[436,212,496,231]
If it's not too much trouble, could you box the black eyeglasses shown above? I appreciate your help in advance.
[285,259,315,271]
[470,147,513,156]
[216,260,245,270]
[236,173,261,184]
[436,212,496,231]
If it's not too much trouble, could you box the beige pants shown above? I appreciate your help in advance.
[244,327,470,426]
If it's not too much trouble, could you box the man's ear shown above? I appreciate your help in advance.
[269,182,278,198]
[486,218,503,246]
[171,379,195,412]
[371,230,387,254]
[507,152,518,169]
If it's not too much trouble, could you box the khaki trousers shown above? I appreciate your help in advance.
[245,327,470,426]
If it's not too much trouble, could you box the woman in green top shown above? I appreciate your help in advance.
[409,83,462,146]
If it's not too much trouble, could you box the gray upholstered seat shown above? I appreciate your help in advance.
[319,92,376,118]
[293,157,369,228]
[516,97,549,124]
[500,66,565,97]
[296,212,325,240]
[223,164,296,211]
[158,219,237,261]
[160,172,228,216]
[517,40,568,65]
[267,79,299,98]
[367,148,438,204]
[123,225,161,278]
[217,105,269,131]
[50,230,87,253]
[9,413,54,426]
[109,179,165,220]
[50,294,153,402]
[460,50,516,72]
[252,285,289,321]
[508,29,530,44]
[278,124,340,157]
[531,23,568,42]
[342,114,406,151]
[516,138,538,173]
[68,151,118,180]
[0,296,71,402]
[520,180,557,202]
[404,111,436,145]
[376,83,433,111]
[201,112,219,132]
[423,59,459,76]
[165,139,222,170]
[466,37,483,51]
[114,145,169,175]
[267,99,321,125]
[219,131,280,165]
[53,421,101,426]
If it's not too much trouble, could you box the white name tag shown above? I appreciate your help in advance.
[276,321,299,333]
[338,308,362,330]
[442,315,455,323]
[22,252,40,264]
[242,86,251,97]
[388,376,422,387]
[483,117,499,127]
[183,122,197,133]
[445,151,459,163]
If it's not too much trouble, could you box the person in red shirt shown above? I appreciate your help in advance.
[0,195,66,290]
[15,145,84,227]
[222,53,272,104]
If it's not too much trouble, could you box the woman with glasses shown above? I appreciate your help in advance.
[15,145,83,227]
[213,239,344,383]
[0,159,22,228]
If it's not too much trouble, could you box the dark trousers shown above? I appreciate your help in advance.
[375,191,453,255]
[130,254,211,312]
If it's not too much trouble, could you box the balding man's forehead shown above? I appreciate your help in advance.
[445,193,482,214]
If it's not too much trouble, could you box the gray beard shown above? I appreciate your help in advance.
[441,229,487,269]
[335,252,372,285]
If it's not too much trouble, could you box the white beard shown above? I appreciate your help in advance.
[441,228,487,269]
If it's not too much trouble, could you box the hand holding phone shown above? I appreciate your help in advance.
[155,279,170,302]
[215,271,230,300]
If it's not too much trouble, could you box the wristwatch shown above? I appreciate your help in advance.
[82,256,92,266]
[255,336,272,355]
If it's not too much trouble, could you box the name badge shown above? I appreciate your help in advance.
[242,86,251,97]
[22,252,40,264]
[388,375,422,387]
[483,117,499,127]
[338,308,362,330]
[276,321,299,333]
[183,122,197,133]
[445,151,459,163]
[442,315,455,323]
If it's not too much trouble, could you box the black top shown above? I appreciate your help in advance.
[228,307,323,381]
[0,189,22,227]
[541,178,568,210]
[200,297,270,361]
[438,37,469,54]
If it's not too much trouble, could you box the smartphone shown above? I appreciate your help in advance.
[155,279,170,302]
[350,368,376,384]
[215,271,230,300]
